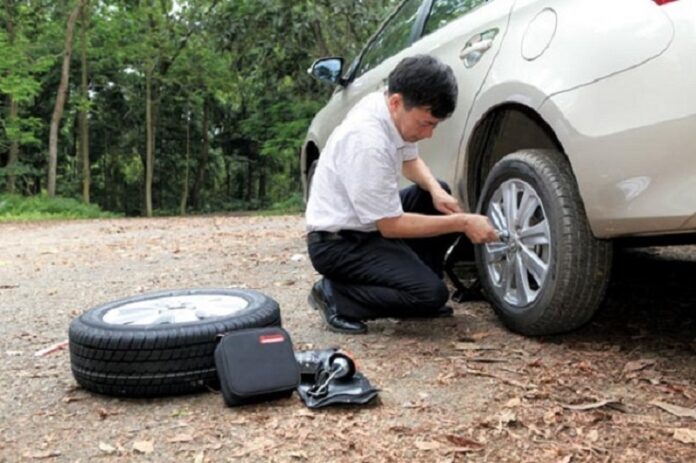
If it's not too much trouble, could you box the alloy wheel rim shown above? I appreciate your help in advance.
[483,179,552,308]
[102,294,250,325]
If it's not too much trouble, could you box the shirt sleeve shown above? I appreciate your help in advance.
[401,143,419,161]
[338,134,403,225]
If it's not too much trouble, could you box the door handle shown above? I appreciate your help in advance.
[459,38,494,61]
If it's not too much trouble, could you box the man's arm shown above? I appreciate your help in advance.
[402,157,461,214]
[377,212,498,243]
[381,157,498,243]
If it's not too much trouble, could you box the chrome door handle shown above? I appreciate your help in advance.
[459,39,494,60]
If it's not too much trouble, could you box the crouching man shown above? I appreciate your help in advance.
[305,55,499,334]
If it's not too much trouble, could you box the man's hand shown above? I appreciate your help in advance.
[459,213,499,244]
[431,188,462,215]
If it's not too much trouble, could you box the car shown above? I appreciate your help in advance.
[300,0,696,336]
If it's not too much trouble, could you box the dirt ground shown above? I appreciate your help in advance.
[1,215,695,462]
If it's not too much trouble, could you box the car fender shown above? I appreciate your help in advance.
[457,81,553,209]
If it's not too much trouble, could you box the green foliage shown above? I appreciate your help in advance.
[0,193,120,221]
[0,0,397,215]
[261,192,305,215]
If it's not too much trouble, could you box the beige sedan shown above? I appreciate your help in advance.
[301,0,696,335]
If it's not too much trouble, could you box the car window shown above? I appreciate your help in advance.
[423,0,489,36]
[356,0,423,78]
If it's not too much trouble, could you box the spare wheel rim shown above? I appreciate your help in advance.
[101,294,250,325]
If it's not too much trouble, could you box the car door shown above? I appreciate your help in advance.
[413,0,515,192]
[312,0,426,149]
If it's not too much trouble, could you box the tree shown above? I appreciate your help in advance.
[78,0,90,203]
[48,0,86,197]
[0,0,51,193]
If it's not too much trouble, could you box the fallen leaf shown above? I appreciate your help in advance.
[62,396,83,404]
[99,442,116,454]
[454,343,497,351]
[231,437,277,458]
[499,410,517,426]
[34,340,69,357]
[652,400,696,419]
[167,433,193,443]
[623,359,656,374]
[505,397,522,408]
[227,418,249,425]
[287,450,308,459]
[5,350,23,356]
[560,399,627,412]
[389,426,413,434]
[194,451,205,463]
[587,429,599,442]
[273,280,296,287]
[133,440,154,454]
[444,435,484,450]
[673,428,696,444]
[415,440,441,451]
[23,450,61,459]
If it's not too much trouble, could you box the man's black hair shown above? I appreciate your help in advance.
[387,54,458,119]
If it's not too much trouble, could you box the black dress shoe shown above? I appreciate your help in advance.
[308,280,367,334]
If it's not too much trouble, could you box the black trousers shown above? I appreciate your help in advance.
[307,181,459,320]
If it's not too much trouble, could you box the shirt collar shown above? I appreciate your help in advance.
[377,91,410,150]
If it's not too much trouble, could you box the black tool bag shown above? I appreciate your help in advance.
[214,327,300,406]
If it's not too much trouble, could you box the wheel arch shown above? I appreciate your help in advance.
[301,140,320,201]
[464,103,565,212]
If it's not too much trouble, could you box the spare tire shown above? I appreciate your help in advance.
[69,288,281,397]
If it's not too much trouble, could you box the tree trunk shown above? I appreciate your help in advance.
[78,1,90,203]
[311,19,330,57]
[245,157,254,203]
[258,156,267,202]
[6,96,19,194]
[145,67,154,217]
[48,0,84,197]
[190,97,209,209]
[5,0,18,194]
[179,110,190,215]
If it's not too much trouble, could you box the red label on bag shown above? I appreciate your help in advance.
[259,334,285,344]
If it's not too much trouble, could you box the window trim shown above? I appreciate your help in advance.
[345,0,431,83]
[419,0,493,39]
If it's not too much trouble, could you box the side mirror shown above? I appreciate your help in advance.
[307,57,345,86]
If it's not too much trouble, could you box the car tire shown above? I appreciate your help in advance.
[474,149,612,335]
[69,288,281,397]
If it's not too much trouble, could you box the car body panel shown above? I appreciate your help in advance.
[539,0,696,237]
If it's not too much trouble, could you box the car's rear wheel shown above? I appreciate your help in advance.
[475,149,612,335]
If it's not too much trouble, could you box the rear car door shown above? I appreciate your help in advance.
[414,0,515,191]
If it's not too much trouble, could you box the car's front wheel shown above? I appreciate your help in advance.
[475,149,612,335]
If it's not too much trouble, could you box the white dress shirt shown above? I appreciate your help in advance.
[305,91,419,233]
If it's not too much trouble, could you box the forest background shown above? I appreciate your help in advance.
[0,0,396,217]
